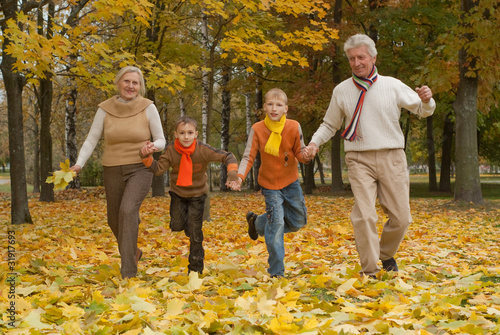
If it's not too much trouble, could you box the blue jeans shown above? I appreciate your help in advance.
[255,180,307,276]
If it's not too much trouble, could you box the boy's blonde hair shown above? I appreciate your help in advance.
[175,115,198,131]
[265,88,288,104]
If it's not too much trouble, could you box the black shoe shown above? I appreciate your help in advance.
[271,275,284,279]
[246,211,258,240]
[382,257,398,272]
[368,275,377,279]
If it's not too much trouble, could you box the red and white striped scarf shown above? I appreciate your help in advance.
[341,65,378,141]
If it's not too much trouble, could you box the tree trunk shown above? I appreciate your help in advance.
[39,76,55,202]
[244,92,254,189]
[439,112,453,192]
[2,42,33,224]
[65,74,80,189]
[328,0,344,193]
[453,0,482,203]
[304,158,315,194]
[147,89,165,197]
[32,100,41,193]
[426,115,437,191]
[453,49,482,203]
[178,90,186,116]
[220,66,231,191]
[253,68,263,192]
[200,13,211,221]
[316,155,325,184]
[39,2,55,202]
[63,0,92,189]
[201,13,210,144]
[331,132,344,192]
[403,110,410,151]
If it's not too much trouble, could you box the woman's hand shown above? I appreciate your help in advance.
[70,165,82,174]
[140,141,157,157]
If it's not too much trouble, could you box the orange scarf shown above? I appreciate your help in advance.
[174,139,196,186]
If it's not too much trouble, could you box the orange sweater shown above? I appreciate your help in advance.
[238,119,310,190]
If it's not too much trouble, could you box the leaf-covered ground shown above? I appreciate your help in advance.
[1,189,500,334]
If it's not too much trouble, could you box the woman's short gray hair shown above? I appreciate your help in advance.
[114,66,146,97]
[344,34,378,58]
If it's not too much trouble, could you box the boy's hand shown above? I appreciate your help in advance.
[303,143,319,160]
[140,141,157,157]
[226,177,242,191]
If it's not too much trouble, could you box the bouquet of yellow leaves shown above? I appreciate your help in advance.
[45,159,77,190]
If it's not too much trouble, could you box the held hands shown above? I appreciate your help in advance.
[140,141,157,157]
[415,86,433,103]
[302,143,319,161]
[226,177,243,191]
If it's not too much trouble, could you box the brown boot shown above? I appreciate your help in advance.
[136,248,143,265]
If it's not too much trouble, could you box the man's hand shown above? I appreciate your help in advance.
[416,86,433,103]
[303,143,319,160]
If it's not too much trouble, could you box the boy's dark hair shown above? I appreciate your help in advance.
[175,115,198,131]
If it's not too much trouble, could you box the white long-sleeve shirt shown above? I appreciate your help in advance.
[311,75,436,152]
[76,102,165,168]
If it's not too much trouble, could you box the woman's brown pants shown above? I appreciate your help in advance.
[103,163,153,278]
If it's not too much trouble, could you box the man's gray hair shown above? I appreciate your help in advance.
[344,34,378,58]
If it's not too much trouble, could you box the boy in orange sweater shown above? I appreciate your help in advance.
[140,116,238,274]
[229,88,310,278]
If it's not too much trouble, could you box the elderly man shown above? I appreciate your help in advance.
[304,33,435,278]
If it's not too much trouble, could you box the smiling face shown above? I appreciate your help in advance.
[174,122,198,147]
[347,45,377,78]
[117,72,141,101]
[264,96,288,122]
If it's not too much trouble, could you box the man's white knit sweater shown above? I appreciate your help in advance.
[311,75,436,152]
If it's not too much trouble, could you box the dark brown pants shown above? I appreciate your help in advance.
[169,191,207,274]
[103,163,153,278]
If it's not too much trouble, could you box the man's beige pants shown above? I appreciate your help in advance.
[345,149,412,276]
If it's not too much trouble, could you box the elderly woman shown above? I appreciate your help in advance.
[71,66,166,278]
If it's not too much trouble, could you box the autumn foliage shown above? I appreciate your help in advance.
[1,191,500,334]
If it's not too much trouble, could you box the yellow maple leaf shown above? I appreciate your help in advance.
[303,315,319,330]
[269,315,300,333]
[337,278,358,294]
[256,295,276,317]
[235,293,255,311]
[183,271,204,291]
[59,301,85,318]
[164,298,185,317]
[45,159,76,190]
[342,306,373,317]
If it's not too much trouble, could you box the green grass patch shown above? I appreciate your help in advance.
[409,179,500,199]
[479,276,500,284]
